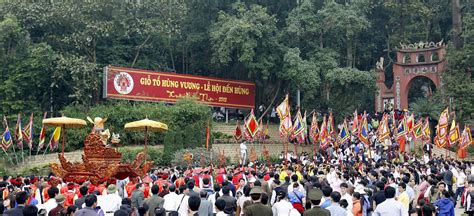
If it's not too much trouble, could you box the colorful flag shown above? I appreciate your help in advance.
[406,113,414,133]
[279,112,293,138]
[352,110,358,135]
[319,115,329,149]
[14,114,23,148]
[22,113,34,149]
[460,126,473,149]
[358,112,370,146]
[309,113,319,144]
[38,112,47,150]
[299,111,308,144]
[435,108,449,148]
[292,109,305,143]
[422,117,431,141]
[338,118,350,145]
[448,119,460,147]
[377,114,390,141]
[277,95,292,138]
[276,95,290,120]
[327,112,336,137]
[413,119,423,139]
[458,126,472,159]
[50,127,61,150]
[244,109,259,140]
[233,121,242,142]
[396,117,408,138]
[2,116,13,150]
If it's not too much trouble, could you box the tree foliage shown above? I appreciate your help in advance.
[0,0,471,122]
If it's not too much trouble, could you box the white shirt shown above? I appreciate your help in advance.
[237,196,251,216]
[287,183,306,197]
[457,172,467,187]
[272,199,295,216]
[341,193,353,212]
[163,192,180,211]
[208,193,218,214]
[177,195,189,216]
[98,193,122,215]
[39,199,57,215]
[240,143,247,154]
[216,211,228,216]
[373,198,408,216]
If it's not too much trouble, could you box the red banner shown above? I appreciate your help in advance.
[103,66,256,109]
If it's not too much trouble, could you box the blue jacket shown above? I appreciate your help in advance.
[435,198,454,216]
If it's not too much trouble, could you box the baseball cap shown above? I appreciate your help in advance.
[249,187,263,195]
[308,189,323,201]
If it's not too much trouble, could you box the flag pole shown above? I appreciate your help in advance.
[42,141,50,159]
[21,141,24,164]
[11,140,19,164]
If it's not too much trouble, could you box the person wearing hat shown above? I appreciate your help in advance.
[243,187,272,216]
[48,194,66,216]
[303,189,330,216]
[97,184,122,215]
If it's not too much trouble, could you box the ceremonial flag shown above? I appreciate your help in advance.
[276,95,290,120]
[233,121,243,141]
[448,119,460,147]
[352,110,358,135]
[458,126,473,159]
[244,109,259,140]
[300,111,308,144]
[460,126,473,149]
[22,113,34,149]
[434,108,449,148]
[338,118,350,145]
[292,109,305,143]
[327,112,336,137]
[320,115,329,149]
[2,116,12,150]
[14,114,23,148]
[279,112,293,138]
[413,119,423,139]
[406,113,414,133]
[38,112,47,150]
[377,114,390,141]
[277,95,292,137]
[309,113,319,143]
[422,117,431,141]
[358,112,370,146]
[50,127,61,150]
[396,117,408,138]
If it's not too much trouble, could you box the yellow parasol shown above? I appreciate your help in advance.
[124,117,168,163]
[43,116,87,155]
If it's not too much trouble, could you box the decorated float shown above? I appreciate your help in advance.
[48,116,167,185]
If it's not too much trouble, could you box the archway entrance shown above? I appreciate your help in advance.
[407,76,437,105]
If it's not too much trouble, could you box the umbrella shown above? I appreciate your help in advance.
[124,117,168,163]
[43,116,87,155]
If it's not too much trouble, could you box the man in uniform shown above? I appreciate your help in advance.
[243,187,272,216]
[303,188,330,216]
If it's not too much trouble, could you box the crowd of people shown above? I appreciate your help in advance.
[0,108,472,216]
[0,149,473,216]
